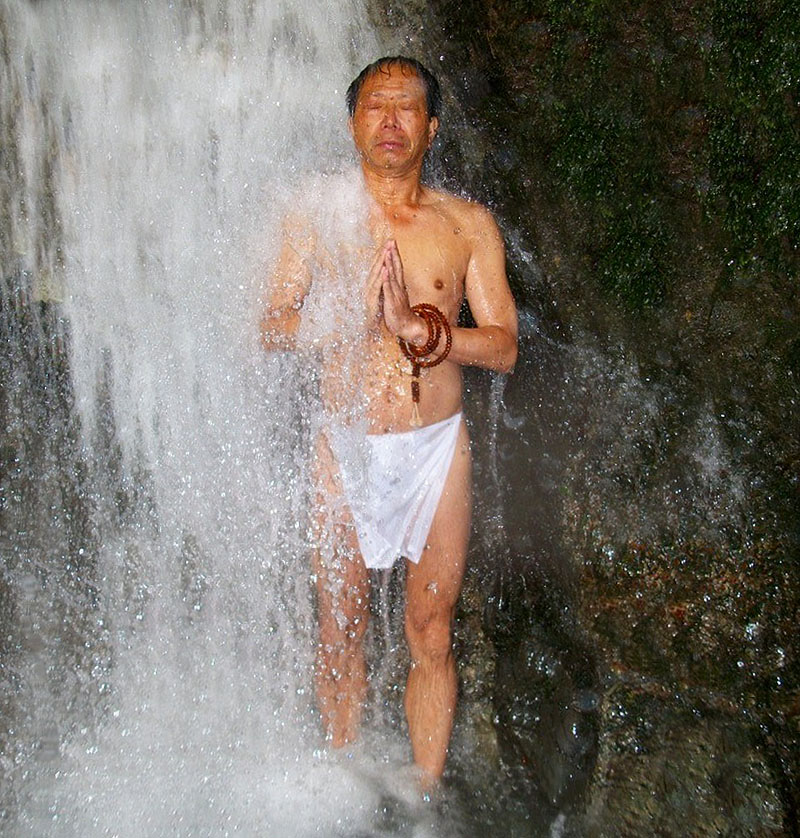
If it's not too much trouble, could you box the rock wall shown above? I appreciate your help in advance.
[370,1,799,833]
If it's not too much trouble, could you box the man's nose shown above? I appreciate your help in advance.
[380,104,399,127]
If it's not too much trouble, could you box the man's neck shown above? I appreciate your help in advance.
[360,163,425,210]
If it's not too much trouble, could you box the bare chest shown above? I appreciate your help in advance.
[374,210,471,313]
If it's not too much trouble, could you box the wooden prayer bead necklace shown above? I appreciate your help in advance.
[397,303,452,427]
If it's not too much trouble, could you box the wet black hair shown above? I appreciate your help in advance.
[346,56,442,120]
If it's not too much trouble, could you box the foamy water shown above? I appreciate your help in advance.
[0,2,460,835]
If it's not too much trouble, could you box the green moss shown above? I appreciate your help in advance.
[704,0,800,284]
[433,0,798,310]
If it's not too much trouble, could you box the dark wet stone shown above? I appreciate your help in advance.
[371,0,800,833]
[481,553,599,817]
[575,688,786,837]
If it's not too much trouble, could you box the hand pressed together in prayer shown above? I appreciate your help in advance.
[367,240,428,346]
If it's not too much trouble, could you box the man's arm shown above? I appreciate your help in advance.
[382,203,518,373]
[260,216,313,352]
[448,203,517,373]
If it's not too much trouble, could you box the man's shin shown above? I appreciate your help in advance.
[315,640,367,747]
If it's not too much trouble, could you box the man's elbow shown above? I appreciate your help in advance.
[260,315,280,352]
[497,332,518,373]
[260,310,299,352]
[261,329,284,353]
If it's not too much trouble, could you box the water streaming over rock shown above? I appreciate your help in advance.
[0,2,463,835]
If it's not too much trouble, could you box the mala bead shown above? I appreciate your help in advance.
[397,304,452,427]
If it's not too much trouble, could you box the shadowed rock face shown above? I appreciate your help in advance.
[371,0,800,833]
[483,552,599,817]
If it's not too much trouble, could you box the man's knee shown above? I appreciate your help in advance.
[319,605,368,649]
[405,607,453,666]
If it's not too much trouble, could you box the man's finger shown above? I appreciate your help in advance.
[367,245,386,283]
[366,246,389,310]
[388,240,404,283]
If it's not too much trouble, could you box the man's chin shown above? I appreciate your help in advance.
[371,155,409,171]
[359,149,417,174]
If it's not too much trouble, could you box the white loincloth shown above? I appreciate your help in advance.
[328,412,463,570]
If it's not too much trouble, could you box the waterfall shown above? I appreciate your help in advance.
[0,2,434,835]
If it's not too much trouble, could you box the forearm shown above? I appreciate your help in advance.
[400,314,517,374]
[446,324,517,373]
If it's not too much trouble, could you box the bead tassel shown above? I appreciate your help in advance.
[397,304,452,428]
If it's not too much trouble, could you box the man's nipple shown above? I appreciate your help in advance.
[434,279,444,290]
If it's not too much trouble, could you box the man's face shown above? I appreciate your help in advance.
[349,65,438,175]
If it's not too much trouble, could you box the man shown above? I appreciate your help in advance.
[262,56,517,789]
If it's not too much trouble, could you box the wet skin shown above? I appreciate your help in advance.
[262,62,518,788]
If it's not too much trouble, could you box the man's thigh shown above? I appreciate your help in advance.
[312,431,370,628]
[406,419,472,618]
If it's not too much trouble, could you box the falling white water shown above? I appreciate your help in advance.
[0,2,449,835]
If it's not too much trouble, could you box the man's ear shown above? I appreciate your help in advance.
[427,116,439,148]
[348,116,355,139]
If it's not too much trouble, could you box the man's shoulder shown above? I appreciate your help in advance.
[282,168,372,244]
[423,188,497,229]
